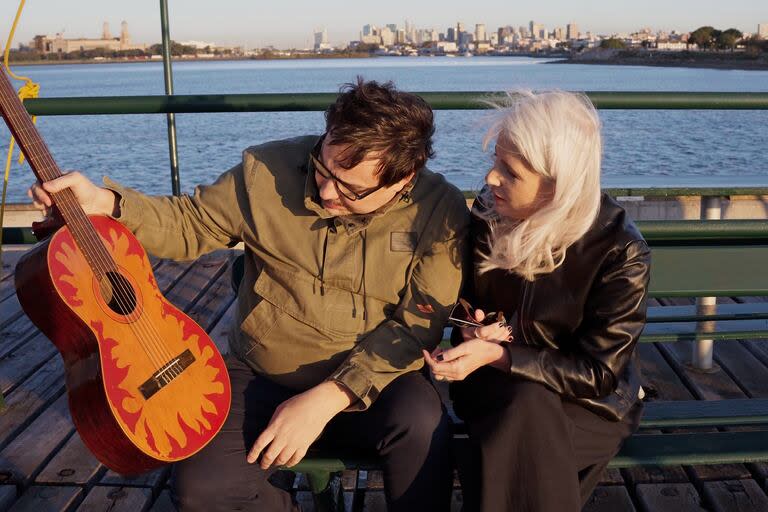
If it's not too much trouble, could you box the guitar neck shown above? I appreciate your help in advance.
[0,71,62,184]
[0,69,116,276]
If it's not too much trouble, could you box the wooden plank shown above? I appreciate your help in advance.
[598,468,625,485]
[0,315,38,359]
[184,254,235,333]
[0,295,23,330]
[583,485,636,512]
[0,332,57,395]
[146,490,175,512]
[0,355,65,451]
[35,433,104,487]
[208,300,236,355]
[8,485,82,512]
[0,485,16,511]
[635,483,707,512]
[152,260,192,296]
[99,467,169,491]
[0,248,27,285]
[701,479,768,512]
[361,491,386,512]
[0,395,74,487]
[75,486,152,512]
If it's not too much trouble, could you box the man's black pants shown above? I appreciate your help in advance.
[452,367,642,512]
[171,356,453,511]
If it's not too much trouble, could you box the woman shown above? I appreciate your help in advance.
[423,90,650,512]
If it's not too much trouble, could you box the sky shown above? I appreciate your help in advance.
[2,0,767,50]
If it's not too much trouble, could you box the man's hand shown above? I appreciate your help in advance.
[424,338,510,382]
[28,171,119,217]
[247,381,354,470]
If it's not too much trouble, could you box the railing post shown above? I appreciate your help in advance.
[692,196,722,370]
[159,0,181,196]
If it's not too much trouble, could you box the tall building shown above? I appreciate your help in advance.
[554,27,565,40]
[447,27,456,42]
[567,22,579,40]
[530,21,545,40]
[102,21,112,40]
[380,27,395,46]
[314,28,330,50]
[475,23,486,42]
[120,21,130,46]
[456,22,466,47]
[758,23,768,39]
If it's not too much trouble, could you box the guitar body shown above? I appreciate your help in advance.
[15,216,231,475]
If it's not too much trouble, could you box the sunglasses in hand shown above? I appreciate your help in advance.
[448,298,506,328]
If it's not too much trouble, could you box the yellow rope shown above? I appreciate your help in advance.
[2,0,40,275]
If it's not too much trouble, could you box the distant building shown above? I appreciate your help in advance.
[554,27,565,40]
[446,27,456,42]
[36,21,144,54]
[475,24,487,43]
[529,22,545,40]
[567,22,579,40]
[314,28,331,51]
[758,23,768,39]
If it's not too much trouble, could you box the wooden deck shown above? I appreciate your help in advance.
[1,246,768,511]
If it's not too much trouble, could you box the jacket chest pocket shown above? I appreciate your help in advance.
[252,267,377,342]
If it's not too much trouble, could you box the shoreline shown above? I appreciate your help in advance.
[7,54,376,67]
[550,51,768,71]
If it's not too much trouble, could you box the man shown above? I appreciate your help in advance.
[29,78,469,511]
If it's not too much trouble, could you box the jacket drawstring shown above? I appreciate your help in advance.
[315,223,330,296]
[361,230,368,321]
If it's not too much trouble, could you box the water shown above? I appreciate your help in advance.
[2,57,767,202]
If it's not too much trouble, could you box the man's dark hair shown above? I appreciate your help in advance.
[325,77,435,187]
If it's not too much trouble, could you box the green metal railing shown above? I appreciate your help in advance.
[22,91,768,116]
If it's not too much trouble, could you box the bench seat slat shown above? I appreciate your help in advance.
[646,302,768,323]
[610,431,768,467]
[640,399,768,428]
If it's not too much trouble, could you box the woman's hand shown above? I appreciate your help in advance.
[28,171,119,217]
[423,338,510,382]
[459,308,513,343]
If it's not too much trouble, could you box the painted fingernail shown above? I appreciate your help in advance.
[436,354,444,362]
[507,336,514,341]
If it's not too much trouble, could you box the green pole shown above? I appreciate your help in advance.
[159,0,181,196]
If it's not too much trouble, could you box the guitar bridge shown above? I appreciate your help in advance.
[139,349,196,400]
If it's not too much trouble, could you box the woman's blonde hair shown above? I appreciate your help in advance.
[477,90,602,280]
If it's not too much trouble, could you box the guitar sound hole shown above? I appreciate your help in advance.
[102,271,137,315]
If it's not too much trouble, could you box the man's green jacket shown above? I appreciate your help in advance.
[105,135,469,409]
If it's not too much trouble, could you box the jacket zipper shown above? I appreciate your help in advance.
[518,280,529,345]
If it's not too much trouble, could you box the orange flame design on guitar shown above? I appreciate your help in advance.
[1,69,230,475]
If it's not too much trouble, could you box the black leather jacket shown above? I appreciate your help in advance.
[459,192,651,421]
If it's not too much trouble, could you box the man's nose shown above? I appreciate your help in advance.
[317,175,339,200]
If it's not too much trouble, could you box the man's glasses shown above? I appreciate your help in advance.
[310,140,385,202]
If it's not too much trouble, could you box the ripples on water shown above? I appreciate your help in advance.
[1,57,767,200]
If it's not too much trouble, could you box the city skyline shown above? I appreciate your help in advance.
[2,0,767,49]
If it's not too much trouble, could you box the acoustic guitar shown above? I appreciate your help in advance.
[0,69,231,475]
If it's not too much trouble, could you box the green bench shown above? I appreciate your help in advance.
[290,220,768,510]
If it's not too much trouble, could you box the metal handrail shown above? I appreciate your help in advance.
[23,91,768,116]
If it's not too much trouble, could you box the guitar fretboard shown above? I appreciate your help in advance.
[0,70,117,277]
